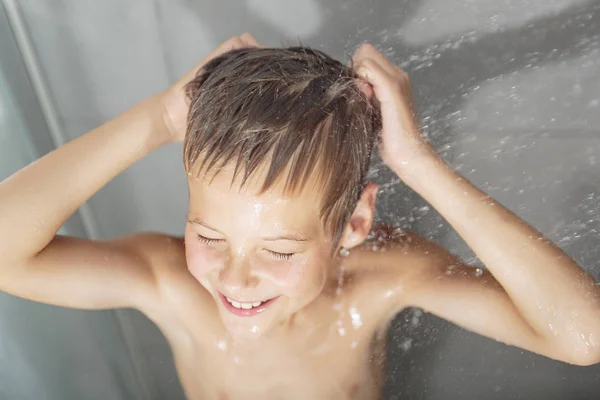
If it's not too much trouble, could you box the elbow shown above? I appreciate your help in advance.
[554,334,600,367]
[564,346,600,367]
[563,353,600,367]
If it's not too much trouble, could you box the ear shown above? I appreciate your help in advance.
[339,183,378,250]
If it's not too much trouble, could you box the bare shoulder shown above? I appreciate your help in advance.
[116,232,187,313]
[348,225,459,280]
[121,231,186,271]
[342,225,463,326]
[122,232,214,325]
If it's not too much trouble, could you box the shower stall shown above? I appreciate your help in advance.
[0,0,599,399]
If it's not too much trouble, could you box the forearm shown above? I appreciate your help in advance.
[395,155,600,347]
[0,95,169,262]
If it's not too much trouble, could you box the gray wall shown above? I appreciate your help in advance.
[0,5,144,399]
[2,0,599,399]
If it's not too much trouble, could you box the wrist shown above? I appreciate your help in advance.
[392,151,451,192]
[143,93,176,147]
[119,94,173,153]
[158,87,188,144]
[388,144,440,178]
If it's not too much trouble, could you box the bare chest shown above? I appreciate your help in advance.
[150,242,399,399]
[167,327,386,400]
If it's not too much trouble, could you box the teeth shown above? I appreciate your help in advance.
[225,297,264,310]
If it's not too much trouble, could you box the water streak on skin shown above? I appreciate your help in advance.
[252,202,265,215]
[562,312,599,356]
[336,319,346,337]
[349,306,363,329]
[336,265,345,296]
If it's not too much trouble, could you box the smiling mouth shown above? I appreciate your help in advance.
[218,292,278,317]
[226,297,264,310]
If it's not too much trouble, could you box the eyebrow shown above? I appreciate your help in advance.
[262,234,310,242]
[188,218,219,231]
[188,218,310,242]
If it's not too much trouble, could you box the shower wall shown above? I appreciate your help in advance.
[3,0,600,399]
[0,4,144,400]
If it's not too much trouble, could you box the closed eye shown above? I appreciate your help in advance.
[196,234,224,245]
[196,234,294,259]
[267,250,295,260]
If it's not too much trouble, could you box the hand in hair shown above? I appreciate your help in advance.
[352,44,436,175]
[160,33,260,143]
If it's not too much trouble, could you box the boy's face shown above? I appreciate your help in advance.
[185,163,336,339]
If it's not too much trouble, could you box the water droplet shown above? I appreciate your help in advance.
[399,337,413,351]
[411,309,423,327]
[349,307,363,329]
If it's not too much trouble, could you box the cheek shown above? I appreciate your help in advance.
[185,239,222,280]
[272,255,328,297]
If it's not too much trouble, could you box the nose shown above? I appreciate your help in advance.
[218,254,258,292]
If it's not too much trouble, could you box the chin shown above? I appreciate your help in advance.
[220,314,273,339]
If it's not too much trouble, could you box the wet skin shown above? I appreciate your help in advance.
[139,164,415,399]
[143,226,411,400]
[3,35,599,400]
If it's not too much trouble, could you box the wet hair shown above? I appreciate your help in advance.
[184,46,381,244]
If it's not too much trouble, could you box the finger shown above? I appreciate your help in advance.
[240,32,261,47]
[355,58,412,138]
[355,57,402,105]
[180,35,254,84]
[207,35,246,59]
[353,43,401,79]
[356,80,374,101]
[175,36,239,86]
[206,33,261,61]
[347,56,374,99]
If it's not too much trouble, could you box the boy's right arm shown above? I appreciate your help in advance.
[0,33,259,312]
[0,95,172,311]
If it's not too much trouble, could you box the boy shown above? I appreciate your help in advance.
[1,33,599,399]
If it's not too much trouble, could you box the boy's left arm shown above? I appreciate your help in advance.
[353,44,600,366]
